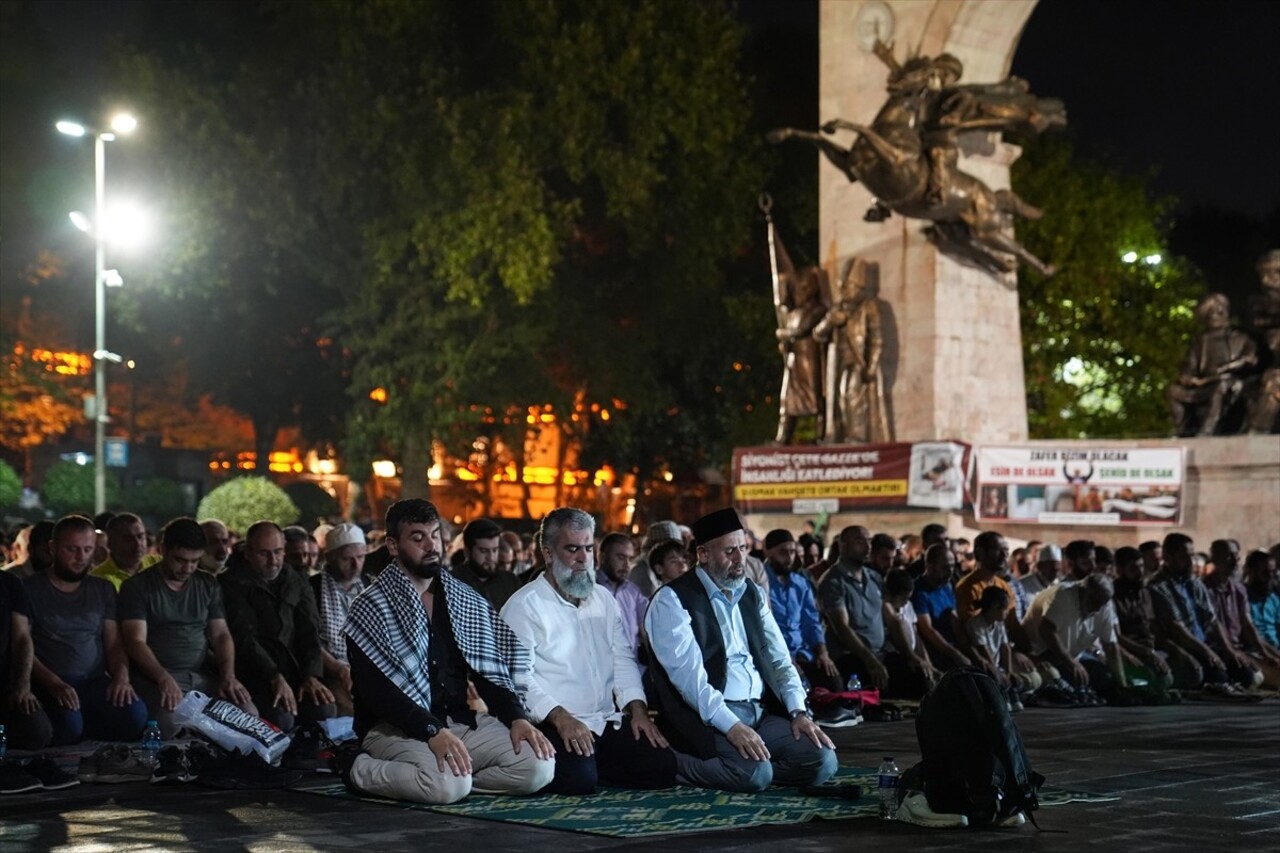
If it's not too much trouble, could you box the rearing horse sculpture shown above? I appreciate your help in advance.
[768,41,1065,278]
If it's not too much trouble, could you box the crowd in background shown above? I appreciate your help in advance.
[1,506,1277,799]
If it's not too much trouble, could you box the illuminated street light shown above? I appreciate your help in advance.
[56,112,140,514]
[111,113,138,134]
[1121,251,1138,263]
[1143,253,1162,266]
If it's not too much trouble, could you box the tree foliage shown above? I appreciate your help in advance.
[111,3,353,467]
[0,459,21,508]
[331,0,768,494]
[197,476,298,532]
[40,460,121,515]
[1013,137,1203,437]
[123,476,194,520]
[112,0,771,508]
[283,480,340,528]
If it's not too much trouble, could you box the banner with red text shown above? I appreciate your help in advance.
[732,441,970,514]
[973,445,1184,526]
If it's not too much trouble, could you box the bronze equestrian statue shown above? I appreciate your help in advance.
[768,40,1065,278]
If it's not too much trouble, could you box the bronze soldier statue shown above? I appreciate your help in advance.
[815,257,892,444]
[1167,293,1257,436]
[764,199,828,445]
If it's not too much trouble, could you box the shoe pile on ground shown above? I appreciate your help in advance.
[0,757,80,794]
[78,744,152,784]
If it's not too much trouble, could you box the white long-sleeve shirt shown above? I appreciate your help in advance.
[644,568,807,735]
[500,574,646,735]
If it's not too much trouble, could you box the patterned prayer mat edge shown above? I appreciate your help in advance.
[292,768,1118,838]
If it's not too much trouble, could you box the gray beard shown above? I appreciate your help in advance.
[706,563,746,591]
[551,556,596,600]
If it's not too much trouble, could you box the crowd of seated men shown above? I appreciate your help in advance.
[2,505,1276,799]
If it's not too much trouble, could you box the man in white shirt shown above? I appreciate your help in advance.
[1022,573,1125,690]
[502,508,675,794]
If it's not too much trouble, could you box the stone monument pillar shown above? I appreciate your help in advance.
[820,0,1036,443]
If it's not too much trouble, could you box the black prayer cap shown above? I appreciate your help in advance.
[764,529,795,550]
[691,507,743,546]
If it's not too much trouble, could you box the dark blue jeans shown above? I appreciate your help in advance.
[537,717,677,795]
[43,675,149,745]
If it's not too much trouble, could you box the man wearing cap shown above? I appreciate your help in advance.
[628,520,683,599]
[453,519,522,611]
[644,508,837,793]
[1019,545,1062,599]
[344,499,555,805]
[311,523,370,716]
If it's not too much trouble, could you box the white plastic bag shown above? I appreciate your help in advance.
[173,690,292,764]
[320,716,357,744]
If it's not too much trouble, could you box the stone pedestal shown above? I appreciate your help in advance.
[819,0,1037,444]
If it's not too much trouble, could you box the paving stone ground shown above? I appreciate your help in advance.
[1,700,1275,852]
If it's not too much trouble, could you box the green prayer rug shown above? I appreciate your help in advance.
[295,767,1117,837]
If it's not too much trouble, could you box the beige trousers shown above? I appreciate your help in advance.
[348,713,554,805]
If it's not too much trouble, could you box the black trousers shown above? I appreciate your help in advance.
[537,716,677,795]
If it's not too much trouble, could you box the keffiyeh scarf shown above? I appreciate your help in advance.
[343,564,528,711]
[344,565,434,708]
[319,571,365,664]
[439,567,528,698]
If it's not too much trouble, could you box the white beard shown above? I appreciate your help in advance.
[551,556,596,601]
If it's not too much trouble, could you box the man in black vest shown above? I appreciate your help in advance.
[644,508,837,793]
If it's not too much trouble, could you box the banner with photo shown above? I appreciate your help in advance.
[732,441,969,514]
[973,446,1184,526]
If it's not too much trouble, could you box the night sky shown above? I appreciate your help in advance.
[5,0,1278,314]
[15,0,1280,217]
[738,0,1280,221]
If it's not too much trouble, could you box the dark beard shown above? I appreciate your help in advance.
[406,555,441,580]
[53,563,88,584]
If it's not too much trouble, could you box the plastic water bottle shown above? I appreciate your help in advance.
[846,673,862,692]
[141,720,163,767]
[877,756,900,819]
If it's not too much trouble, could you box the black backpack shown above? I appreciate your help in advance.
[910,667,1044,825]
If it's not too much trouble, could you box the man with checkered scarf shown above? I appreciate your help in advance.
[343,499,555,804]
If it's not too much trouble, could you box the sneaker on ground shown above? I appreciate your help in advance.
[996,810,1027,827]
[895,791,969,828]
[80,744,151,784]
[1031,684,1078,708]
[25,757,80,791]
[815,704,863,729]
[197,751,306,790]
[0,764,43,795]
[183,741,221,782]
[151,745,189,784]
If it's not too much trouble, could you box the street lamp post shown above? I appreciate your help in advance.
[57,114,137,514]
